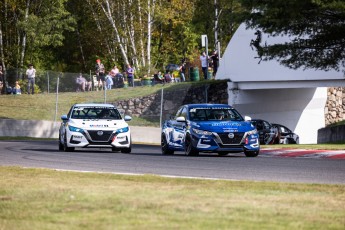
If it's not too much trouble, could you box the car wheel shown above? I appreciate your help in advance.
[58,134,64,151]
[244,151,259,157]
[161,134,174,155]
[63,133,75,152]
[111,147,119,152]
[121,146,131,153]
[185,135,199,156]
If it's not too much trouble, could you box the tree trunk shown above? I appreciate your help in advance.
[98,0,129,65]
[20,0,31,72]
[137,0,146,67]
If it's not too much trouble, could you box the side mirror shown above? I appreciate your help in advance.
[244,116,251,121]
[61,115,68,121]
[124,115,132,121]
[176,116,186,122]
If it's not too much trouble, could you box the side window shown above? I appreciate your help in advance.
[263,121,270,130]
[174,107,184,119]
[180,107,188,119]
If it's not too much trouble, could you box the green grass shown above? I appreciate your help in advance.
[0,84,169,122]
[0,81,207,127]
[0,167,344,230]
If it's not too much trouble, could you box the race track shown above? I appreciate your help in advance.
[1,140,344,184]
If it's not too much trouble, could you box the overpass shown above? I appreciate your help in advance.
[216,24,345,144]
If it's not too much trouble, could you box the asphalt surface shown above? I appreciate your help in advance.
[1,140,345,185]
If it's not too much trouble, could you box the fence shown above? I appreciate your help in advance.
[0,68,228,128]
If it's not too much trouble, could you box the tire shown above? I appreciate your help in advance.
[185,135,199,156]
[63,133,75,152]
[121,136,132,153]
[161,134,174,155]
[121,147,131,153]
[111,147,119,152]
[244,151,259,157]
[58,134,64,151]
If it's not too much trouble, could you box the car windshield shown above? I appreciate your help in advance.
[189,108,244,121]
[71,106,122,120]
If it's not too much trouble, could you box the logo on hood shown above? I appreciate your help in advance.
[228,133,235,139]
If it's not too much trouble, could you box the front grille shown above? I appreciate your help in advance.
[87,130,114,142]
[216,132,245,145]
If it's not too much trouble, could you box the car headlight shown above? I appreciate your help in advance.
[246,129,257,135]
[116,126,129,134]
[68,125,84,133]
[192,128,213,136]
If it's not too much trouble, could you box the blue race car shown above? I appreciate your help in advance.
[161,104,260,157]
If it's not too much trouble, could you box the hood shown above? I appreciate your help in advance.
[191,121,254,133]
[69,119,128,130]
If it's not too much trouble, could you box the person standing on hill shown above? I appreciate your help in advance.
[200,51,208,80]
[26,64,36,94]
[126,64,134,87]
[210,50,219,78]
[95,59,105,90]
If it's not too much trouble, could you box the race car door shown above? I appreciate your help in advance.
[170,106,188,148]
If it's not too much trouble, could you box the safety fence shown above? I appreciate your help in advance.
[0,68,227,128]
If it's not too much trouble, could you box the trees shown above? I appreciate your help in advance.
[0,0,75,71]
[237,0,345,72]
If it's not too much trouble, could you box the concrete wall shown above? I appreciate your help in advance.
[0,119,161,145]
[228,85,327,144]
[318,125,345,143]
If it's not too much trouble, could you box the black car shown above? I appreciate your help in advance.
[272,123,299,144]
[250,119,278,145]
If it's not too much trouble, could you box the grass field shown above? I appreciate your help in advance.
[0,81,212,127]
[0,167,344,230]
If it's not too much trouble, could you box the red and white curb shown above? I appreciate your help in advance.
[260,148,345,159]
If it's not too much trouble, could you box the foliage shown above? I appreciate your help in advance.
[236,0,345,72]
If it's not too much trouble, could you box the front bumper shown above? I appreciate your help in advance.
[66,130,131,148]
[192,132,260,153]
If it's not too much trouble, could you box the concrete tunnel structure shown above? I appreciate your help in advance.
[215,24,345,144]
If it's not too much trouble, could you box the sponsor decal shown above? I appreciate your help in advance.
[211,122,241,127]
[90,124,109,127]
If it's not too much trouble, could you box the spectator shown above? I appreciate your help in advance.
[12,81,21,95]
[111,65,119,78]
[172,70,180,82]
[210,50,219,78]
[113,72,125,88]
[126,64,134,87]
[26,64,36,94]
[164,71,173,83]
[179,63,186,82]
[105,72,113,90]
[95,59,105,90]
[0,65,4,94]
[153,71,165,84]
[75,73,91,92]
[200,51,208,80]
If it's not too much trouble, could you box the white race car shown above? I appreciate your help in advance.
[59,103,132,152]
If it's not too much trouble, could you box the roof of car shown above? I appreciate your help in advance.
[185,104,233,108]
[73,103,116,108]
